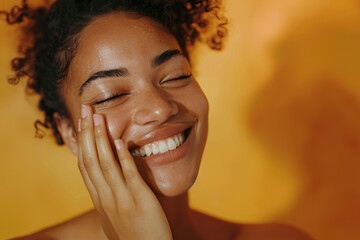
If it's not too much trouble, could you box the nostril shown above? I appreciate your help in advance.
[133,102,177,125]
[132,89,179,125]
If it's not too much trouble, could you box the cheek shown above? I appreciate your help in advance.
[103,109,131,141]
[191,87,209,145]
[186,86,209,121]
[199,91,209,119]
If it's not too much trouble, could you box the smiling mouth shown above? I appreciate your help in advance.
[130,128,192,158]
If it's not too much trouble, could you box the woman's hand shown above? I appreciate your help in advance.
[77,105,173,240]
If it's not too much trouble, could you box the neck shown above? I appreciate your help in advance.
[156,192,199,240]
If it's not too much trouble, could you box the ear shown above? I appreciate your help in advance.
[54,113,78,156]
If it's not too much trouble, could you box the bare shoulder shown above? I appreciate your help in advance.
[11,210,106,240]
[190,209,313,240]
[234,222,314,240]
[189,210,243,240]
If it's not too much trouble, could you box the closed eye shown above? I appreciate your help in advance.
[161,74,192,84]
[95,93,128,105]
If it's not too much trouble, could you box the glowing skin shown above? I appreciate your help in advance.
[61,12,209,197]
[49,12,312,240]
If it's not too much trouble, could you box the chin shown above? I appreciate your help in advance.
[144,157,201,197]
[154,173,198,197]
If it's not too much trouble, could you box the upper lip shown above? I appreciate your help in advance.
[126,122,193,150]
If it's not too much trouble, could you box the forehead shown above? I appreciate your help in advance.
[69,12,180,80]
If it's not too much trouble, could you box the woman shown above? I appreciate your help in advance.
[3,0,312,239]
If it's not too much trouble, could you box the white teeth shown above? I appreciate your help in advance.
[135,149,141,157]
[140,148,145,157]
[144,146,152,156]
[174,135,180,146]
[159,141,169,153]
[179,134,184,144]
[167,138,176,150]
[152,144,160,154]
[130,131,188,157]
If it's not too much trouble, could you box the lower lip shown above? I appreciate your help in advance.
[134,128,194,166]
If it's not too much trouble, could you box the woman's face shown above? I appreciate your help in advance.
[60,12,209,196]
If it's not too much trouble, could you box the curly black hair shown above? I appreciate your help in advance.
[1,0,228,145]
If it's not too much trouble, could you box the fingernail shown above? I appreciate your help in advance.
[93,114,100,126]
[78,119,81,132]
[114,139,121,150]
[81,105,88,118]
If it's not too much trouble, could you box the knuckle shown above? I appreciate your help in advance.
[83,157,96,169]
[101,168,116,183]
[100,161,113,175]
[123,168,138,181]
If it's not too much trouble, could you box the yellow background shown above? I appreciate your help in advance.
[1,0,360,239]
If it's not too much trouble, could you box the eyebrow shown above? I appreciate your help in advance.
[152,49,184,68]
[78,49,184,96]
[78,68,128,96]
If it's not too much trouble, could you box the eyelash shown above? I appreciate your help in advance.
[162,73,192,83]
[95,93,127,105]
[94,74,192,105]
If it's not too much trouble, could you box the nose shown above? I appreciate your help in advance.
[132,88,179,125]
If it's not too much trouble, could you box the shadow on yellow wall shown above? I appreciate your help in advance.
[247,4,360,240]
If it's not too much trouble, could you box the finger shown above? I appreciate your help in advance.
[81,105,112,198]
[114,139,148,195]
[93,114,128,195]
[77,119,101,207]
